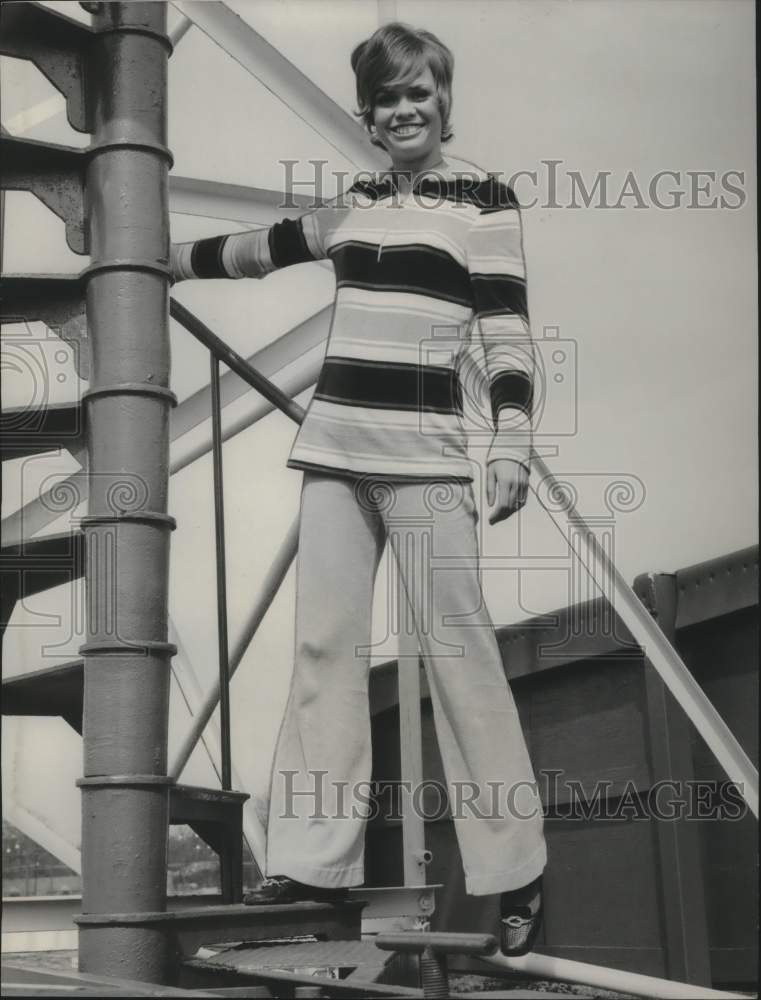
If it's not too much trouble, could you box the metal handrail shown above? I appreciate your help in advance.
[210,355,232,790]
[169,298,306,425]
[168,296,307,797]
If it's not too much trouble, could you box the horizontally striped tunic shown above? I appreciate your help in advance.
[171,174,535,481]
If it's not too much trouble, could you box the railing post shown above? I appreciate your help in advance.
[398,626,428,887]
[75,1,176,983]
[210,355,232,792]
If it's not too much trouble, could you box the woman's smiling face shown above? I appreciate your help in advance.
[372,65,443,171]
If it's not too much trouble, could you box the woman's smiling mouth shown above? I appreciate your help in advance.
[390,124,425,137]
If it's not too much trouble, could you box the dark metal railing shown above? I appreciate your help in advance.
[170,298,305,423]
[209,354,232,789]
[169,297,306,791]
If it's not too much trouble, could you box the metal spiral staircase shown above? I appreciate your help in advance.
[1,3,757,997]
[0,1,368,990]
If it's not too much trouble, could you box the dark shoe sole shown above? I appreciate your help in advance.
[499,905,543,956]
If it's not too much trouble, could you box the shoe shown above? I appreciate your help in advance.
[243,875,350,906]
[499,874,543,956]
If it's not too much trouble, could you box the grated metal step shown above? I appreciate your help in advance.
[195,936,392,974]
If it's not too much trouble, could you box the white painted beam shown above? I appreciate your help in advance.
[169,174,321,225]
[171,1,387,169]
[169,13,193,46]
[483,949,746,999]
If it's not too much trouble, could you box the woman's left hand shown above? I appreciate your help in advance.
[486,459,530,525]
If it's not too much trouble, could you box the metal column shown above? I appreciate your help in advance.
[73,2,176,982]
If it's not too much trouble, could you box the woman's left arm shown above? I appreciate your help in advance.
[465,180,536,524]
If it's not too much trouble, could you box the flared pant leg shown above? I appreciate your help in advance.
[382,479,546,895]
[266,473,546,894]
[265,471,385,887]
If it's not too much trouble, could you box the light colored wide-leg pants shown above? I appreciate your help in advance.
[265,471,546,895]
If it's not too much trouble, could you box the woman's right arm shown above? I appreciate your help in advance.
[170,212,331,283]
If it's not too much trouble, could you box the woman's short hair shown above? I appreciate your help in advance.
[350,22,454,150]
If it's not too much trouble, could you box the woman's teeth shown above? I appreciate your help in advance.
[392,125,423,135]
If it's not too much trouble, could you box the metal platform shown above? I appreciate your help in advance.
[194,937,394,978]
[181,939,572,996]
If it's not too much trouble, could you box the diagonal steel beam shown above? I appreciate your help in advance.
[169,175,322,225]
[171,1,387,169]
[4,93,66,136]
[168,615,265,874]
[169,515,300,782]
[168,12,192,46]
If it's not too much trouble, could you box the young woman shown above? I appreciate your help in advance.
[171,21,546,956]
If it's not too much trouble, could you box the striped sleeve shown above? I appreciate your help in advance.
[170,208,333,283]
[466,182,536,473]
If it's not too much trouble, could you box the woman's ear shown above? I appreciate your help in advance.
[368,122,386,150]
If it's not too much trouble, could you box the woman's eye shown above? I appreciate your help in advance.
[376,93,396,106]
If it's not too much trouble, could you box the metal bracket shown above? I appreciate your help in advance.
[351,884,440,936]
[1,136,87,254]
[1,275,89,379]
[0,1,94,133]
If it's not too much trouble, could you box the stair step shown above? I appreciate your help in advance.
[133,900,364,960]
[0,136,86,254]
[1,529,86,634]
[191,938,393,980]
[0,1,92,133]
[1,657,249,901]
[171,783,250,821]
[1,657,84,730]
[1,403,84,459]
[1,670,248,813]
[0,669,248,816]
[182,943,415,998]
